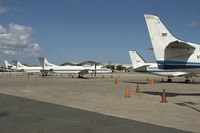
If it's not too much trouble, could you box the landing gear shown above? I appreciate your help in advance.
[185,79,191,84]
[42,73,47,76]
[167,78,172,83]
[70,74,75,78]
[184,76,191,84]
[77,75,83,78]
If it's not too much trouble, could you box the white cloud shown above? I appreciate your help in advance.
[187,20,200,28]
[24,43,42,56]
[0,23,42,56]
[0,25,6,33]
[3,50,15,55]
[0,6,8,15]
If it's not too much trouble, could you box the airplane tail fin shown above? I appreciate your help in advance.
[129,51,146,69]
[16,61,25,68]
[38,57,45,68]
[38,57,57,68]
[4,60,14,69]
[144,14,177,60]
[4,60,11,68]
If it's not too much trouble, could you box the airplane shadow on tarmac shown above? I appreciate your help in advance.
[142,91,200,113]
[121,81,149,84]
[175,102,200,113]
[142,91,200,97]
[122,80,200,84]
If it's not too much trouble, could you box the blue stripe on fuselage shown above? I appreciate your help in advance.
[156,60,200,69]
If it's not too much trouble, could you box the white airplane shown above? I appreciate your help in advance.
[4,60,16,71]
[129,51,188,82]
[13,61,42,73]
[138,14,200,83]
[38,57,112,77]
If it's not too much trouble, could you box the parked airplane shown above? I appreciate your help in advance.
[142,14,200,83]
[4,60,16,71]
[38,57,112,77]
[13,61,42,73]
[129,51,188,82]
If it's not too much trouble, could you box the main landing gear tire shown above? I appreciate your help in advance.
[167,78,172,83]
[185,79,191,84]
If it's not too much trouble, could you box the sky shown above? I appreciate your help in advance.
[0,0,200,65]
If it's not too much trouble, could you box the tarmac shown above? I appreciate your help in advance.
[0,72,199,133]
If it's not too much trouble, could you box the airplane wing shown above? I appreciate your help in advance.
[152,71,189,77]
[172,72,189,77]
[40,69,54,76]
[78,69,89,75]
[134,64,151,72]
[174,72,200,78]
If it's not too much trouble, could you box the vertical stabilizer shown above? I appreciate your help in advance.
[144,14,177,60]
[4,60,17,69]
[38,57,45,68]
[4,60,12,69]
[38,57,57,68]
[16,61,26,68]
[129,51,146,69]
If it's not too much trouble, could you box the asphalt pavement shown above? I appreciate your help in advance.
[0,93,190,133]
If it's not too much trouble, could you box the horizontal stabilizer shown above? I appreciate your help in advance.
[134,64,150,72]
[166,40,195,49]
[165,40,195,60]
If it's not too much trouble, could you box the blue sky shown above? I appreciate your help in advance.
[0,0,200,65]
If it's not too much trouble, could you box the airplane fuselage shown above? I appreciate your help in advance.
[15,66,42,73]
[42,65,112,74]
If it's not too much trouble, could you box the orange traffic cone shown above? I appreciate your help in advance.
[114,78,118,85]
[161,89,168,103]
[125,85,131,97]
[135,83,140,93]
